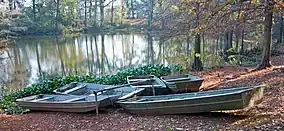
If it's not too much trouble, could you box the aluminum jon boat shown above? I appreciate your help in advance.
[16,94,118,113]
[161,74,204,92]
[116,85,265,115]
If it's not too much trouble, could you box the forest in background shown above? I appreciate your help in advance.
[1,0,284,72]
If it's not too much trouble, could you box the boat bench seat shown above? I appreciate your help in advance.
[164,78,191,82]
[61,97,86,103]
[31,96,54,102]
[64,84,86,94]
[132,85,162,88]
[136,99,147,102]
[119,88,145,100]
[129,79,152,82]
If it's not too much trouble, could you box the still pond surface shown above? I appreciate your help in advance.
[0,33,254,93]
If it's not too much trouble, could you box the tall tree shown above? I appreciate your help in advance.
[192,2,203,71]
[257,0,274,69]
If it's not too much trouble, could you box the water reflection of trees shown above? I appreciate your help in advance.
[3,33,260,91]
[0,44,29,94]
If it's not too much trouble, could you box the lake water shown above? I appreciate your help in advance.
[0,33,255,93]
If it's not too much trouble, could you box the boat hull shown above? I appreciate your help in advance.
[17,101,100,113]
[16,94,117,113]
[117,85,265,115]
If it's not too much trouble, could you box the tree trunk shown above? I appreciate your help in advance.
[192,33,203,71]
[216,36,219,54]
[131,0,134,18]
[121,0,124,24]
[84,0,87,27]
[32,0,36,20]
[99,0,104,27]
[256,0,273,70]
[90,37,95,73]
[158,0,164,29]
[235,29,239,53]
[89,0,92,23]
[111,0,114,24]
[85,36,90,73]
[148,0,154,30]
[241,29,244,54]
[148,33,154,64]
[101,35,105,75]
[94,0,97,26]
[192,3,203,71]
[55,0,60,32]
[186,34,190,56]
[202,33,205,54]
[224,32,229,53]
[279,15,283,44]
[229,30,233,49]
[112,34,115,67]
[228,30,233,50]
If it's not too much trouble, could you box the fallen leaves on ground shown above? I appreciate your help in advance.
[1,65,283,131]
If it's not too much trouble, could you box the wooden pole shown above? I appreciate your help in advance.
[95,92,99,116]
[151,82,155,96]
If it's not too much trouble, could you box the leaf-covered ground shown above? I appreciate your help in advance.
[1,47,284,131]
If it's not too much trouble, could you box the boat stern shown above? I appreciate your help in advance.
[241,85,265,109]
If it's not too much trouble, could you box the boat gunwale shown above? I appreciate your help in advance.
[120,99,243,110]
[163,78,204,85]
[116,85,265,104]
[16,94,119,104]
[161,74,204,83]
[53,83,111,94]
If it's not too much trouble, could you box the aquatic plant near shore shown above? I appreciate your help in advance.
[0,64,183,114]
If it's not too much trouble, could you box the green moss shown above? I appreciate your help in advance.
[0,64,182,114]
